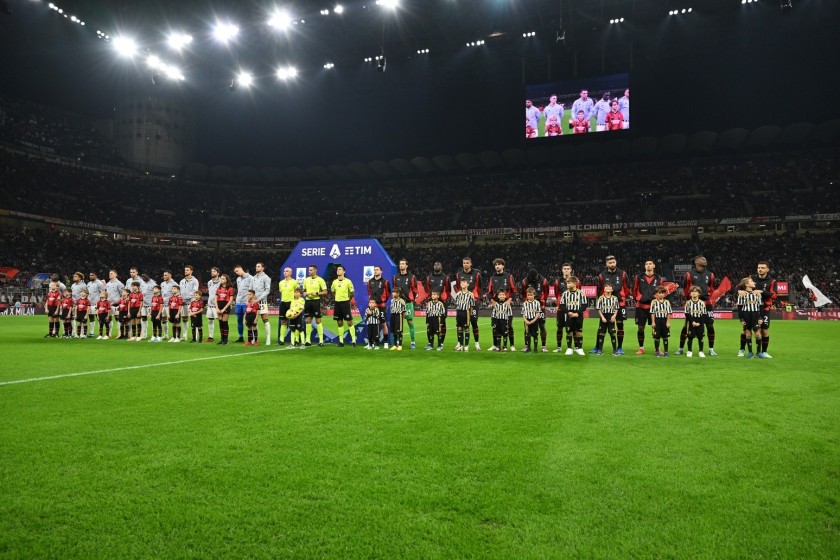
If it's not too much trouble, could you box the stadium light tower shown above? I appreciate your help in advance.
[276,66,298,80]
[167,32,193,51]
[334,4,344,14]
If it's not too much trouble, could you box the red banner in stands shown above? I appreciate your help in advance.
[0,267,20,280]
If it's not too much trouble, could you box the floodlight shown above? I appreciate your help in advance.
[112,36,138,58]
[323,62,335,69]
[213,22,239,43]
[168,32,193,50]
[237,71,254,87]
[376,0,398,9]
[268,9,293,30]
[276,66,298,80]
[334,5,344,14]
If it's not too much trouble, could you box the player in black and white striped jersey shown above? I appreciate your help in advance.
[520,289,542,353]
[684,287,708,358]
[650,287,672,357]
[560,277,588,355]
[425,290,447,351]
[491,290,514,351]
[364,298,385,350]
[389,288,407,351]
[736,277,764,358]
[453,278,475,352]
[594,283,619,355]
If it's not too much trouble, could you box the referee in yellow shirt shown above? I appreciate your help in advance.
[303,265,328,346]
[331,265,357,347]
[277,267,299,345]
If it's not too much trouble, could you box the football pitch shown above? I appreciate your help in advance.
[1,316,838,558]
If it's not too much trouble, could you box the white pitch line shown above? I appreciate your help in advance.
[0,347,291,386]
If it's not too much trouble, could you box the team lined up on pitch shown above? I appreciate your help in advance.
[41,255,777,358]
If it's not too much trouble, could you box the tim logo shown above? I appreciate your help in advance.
[296,268,307,281]
[329,244,342,259]
[363,266,375,283]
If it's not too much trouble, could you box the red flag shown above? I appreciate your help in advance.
[709,276,731,306]
[415,282,428,305]
[662,281,679,295]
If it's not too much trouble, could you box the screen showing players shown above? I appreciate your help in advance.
[525,73,629,139]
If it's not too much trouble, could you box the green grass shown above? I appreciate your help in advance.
[1,316,838,559]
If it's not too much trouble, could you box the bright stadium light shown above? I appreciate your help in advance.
[213,22,239,43]
[237,71,254,87]
[146,54,162,68]
[320,9,329,15]
[268,9,294,30]
[376,0,398,9]
[276,66,298,80]
[167,32,193,51]
[323,62,335,69]
[334,4,344,14]
[112,36,138,58]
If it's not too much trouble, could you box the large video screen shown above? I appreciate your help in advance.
[525,73,629,139]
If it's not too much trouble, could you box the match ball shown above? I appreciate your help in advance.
[285,309,296,319]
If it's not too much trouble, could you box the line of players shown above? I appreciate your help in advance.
[41,254,778,357]
[525,89,629,138]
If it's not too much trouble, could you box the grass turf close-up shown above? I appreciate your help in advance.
[1,315,838,558]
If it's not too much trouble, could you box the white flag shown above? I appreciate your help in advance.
[802,275,833,308]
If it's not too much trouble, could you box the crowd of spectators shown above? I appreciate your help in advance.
[3,226,837,310]
[1,145,838,238]
[0,96,118,164]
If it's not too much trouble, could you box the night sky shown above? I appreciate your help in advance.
[1,0,838,168]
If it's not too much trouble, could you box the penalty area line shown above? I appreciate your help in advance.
[0,347,287,386]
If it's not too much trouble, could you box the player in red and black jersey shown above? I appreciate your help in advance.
[59,289,74,338]
[95,292,111,339]
[75,290,91,338]
[244,290,260,346]
[167,286,183,342]
[487,258,518,351]
[117,289,130,340]
[149,286,164,341]
[676,255,718,356]
[632,260,664,355]
[426,262,450,348]
[128,282,144,341]
[455,257,482,350]
[596,255,631,354]
[522,268,550,351]
[545,115,562,136]
[393,259,419,349]
[570,110,590,134]
[367,266,391,347]
[45,283,62,338]
[553,263,580,352]
[188,292,204,343]
[750,260,777,358]
[606,100,625,131]
[526,118,537,139]
[215,274,235,345]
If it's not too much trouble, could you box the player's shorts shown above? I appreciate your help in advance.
[427,316,442,332]
[259,302,269,315]
[618,306,627,322]
[206,305,218,320]
[119,311,128,323]
[150,310,162,322]
[60,308,72,320]
[741,311,760,331]
[180,304,190,318]
[98,312,109,324]
[334,301,353,321]
[596,124,606,132]
[88,306,97,317]
[704,303,715,324]
[168,309,179,322]
[129,307,140,320]
[191,315,203,328]
[760,313,770,330]
[456,310,469,328]
[245,312,257,327]
[653,318,670,338]
[141,305,150,318]
[110,303,120,317]
[635,307,651,326]
[304,299,322,319]
[469,307,478,324]
[278,301,291,320]
[405,303,415,320]
[75,310,88,322]
[565,315,584,332]
[598,319,615,332]
[557,310,566,328]
[216,301,232,315]
[538,307,546,324]
[47,305,59,318]
[289,314,305,331]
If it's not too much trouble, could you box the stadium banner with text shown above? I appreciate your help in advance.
[525,73,630,139]
[279,239,397,343]
[776,281,789,296]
